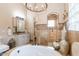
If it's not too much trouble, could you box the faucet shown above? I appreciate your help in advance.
[17,50,20,53]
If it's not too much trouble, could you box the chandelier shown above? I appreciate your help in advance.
[25,3,48,12]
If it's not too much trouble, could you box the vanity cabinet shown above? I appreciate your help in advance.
[14,33,30,46]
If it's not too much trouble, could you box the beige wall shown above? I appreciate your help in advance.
[26,3,68,37]
[0,3,27,44]
[0,3,68,44]
[36,3,66,24]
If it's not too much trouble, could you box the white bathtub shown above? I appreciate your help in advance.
[9,45,62,56]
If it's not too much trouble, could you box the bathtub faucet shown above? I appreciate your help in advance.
[17,50,20,53]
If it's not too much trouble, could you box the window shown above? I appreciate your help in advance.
[68,3,79,31]
[48,20,55,28]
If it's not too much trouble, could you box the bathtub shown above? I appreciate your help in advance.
[3,45,62,56]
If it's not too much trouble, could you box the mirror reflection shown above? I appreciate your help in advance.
[12,16,25,34]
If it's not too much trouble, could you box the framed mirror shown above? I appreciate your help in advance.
[12,16,25,34]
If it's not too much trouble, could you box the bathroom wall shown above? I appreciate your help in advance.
[0,3,27,44]
[26,3,68,42]
[0,3,68,44]
[68,3,79,44]
[26,3,66,34]
[35,3,65,24]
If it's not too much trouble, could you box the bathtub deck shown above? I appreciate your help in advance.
[2,44,32,56]
[2,48,15,56]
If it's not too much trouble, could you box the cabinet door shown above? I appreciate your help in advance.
[15,34,30,46]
